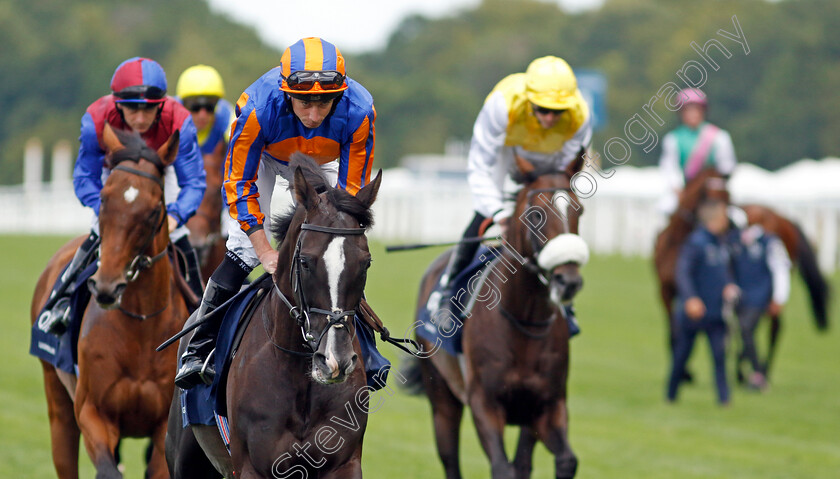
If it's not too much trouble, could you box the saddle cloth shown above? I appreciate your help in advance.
[416,245,501,356]
[182,276,391,428]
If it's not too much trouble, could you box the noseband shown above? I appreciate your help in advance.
[271,223,367,354]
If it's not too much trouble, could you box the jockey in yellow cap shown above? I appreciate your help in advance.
[429,56,592,324]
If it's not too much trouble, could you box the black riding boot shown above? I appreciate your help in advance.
[39,232,99,335]
[427,212,486,314]
[174,235,204,298]
[174,279,237,388]
[174,251,252,389]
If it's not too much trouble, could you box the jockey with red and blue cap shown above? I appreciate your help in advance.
[39,57,206,334]
[658,88,738,213]
[175,37,377,388]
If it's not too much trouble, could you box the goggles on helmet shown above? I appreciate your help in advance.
[114,85,166,103]
[283,70,345,92]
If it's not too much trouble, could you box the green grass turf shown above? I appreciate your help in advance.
[1,235,838,478]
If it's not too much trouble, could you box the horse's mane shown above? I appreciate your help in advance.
[510,160,568,184]
[108,129,165,172]
[270,153,374,243]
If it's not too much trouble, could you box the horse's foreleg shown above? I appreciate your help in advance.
[77,401,121,479]
[421,357,465,479]
[320,452,363,479]
[513,426,538,479]
[42,363,81,479]
[535,399,577,479]
[469,391,514,479]
[764,314,782,378]
[145,422,169,479]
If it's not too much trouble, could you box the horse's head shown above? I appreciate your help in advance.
[272,153,381,384]
[87,125,178,309]
[678,168,730,216]
[509,149,590,307]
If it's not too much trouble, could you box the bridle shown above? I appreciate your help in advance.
[270,222,367,355]
[517,178,577,287]
[111,164,169,282]
[101,163,171,320]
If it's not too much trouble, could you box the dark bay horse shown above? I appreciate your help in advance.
[654,168,829,380]
[30,125,190,478]
[186,141,227,281]
[168,154,382,478]
[407,153,589,479]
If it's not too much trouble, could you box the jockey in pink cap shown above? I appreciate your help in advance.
[658,88,737,213]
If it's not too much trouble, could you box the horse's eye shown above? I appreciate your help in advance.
[363,258,373,270]
[299,256,311,271]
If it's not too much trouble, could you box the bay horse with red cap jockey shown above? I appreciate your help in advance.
[406,152,589,479]
[31,127,190,478]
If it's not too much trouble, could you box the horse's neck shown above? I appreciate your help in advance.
[498,249,553,316]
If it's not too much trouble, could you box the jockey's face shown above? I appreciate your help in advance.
[532,104,566,129]
[183,96,219,131]
[291,97,334,129]
[680,104,705,129]
[117,103,161,134]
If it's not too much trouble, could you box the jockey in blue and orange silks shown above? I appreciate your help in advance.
[175,37,377,388]
[39,57,206,334]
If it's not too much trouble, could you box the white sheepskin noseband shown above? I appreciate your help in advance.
[537,233,590,270]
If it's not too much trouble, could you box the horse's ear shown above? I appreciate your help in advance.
[515,154,536,176]
[565,147,586,177]
[355,169,382,208]
[102,124,125,154]
[156,130,180,167]
[294,166,320,211]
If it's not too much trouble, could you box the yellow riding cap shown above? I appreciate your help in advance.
[176,65,225,99]
[525,56,578,110]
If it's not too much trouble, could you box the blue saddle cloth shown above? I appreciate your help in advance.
[416,245,498,356]
[29,262,97,375]
[182,279,391,427]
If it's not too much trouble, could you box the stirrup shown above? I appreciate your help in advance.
[198,347,216,385]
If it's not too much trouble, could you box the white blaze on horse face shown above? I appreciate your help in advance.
[123,186,139,204]
[552,193,571,233]
[322,237,346,378]
[324,237,346,310]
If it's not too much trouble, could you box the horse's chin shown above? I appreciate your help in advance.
[95,297,122,310]
[311,363,356,385]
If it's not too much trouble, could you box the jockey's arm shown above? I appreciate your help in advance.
[73,113,106,215]
[223,94,277,271]
[337,104,376,195]
[659,133,683,193]
[713,129,737,176]
[168,116,206,227]
[467,92,509,221]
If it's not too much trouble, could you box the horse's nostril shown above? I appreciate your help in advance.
[350,353,358,365]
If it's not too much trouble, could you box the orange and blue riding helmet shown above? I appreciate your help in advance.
[110,57,168,104]
[279,37,348,101]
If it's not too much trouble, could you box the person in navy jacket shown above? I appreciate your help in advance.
[731,224,791,390]
[40,57,206,334]
[667,198,739,405]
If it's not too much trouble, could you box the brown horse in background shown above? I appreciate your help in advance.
[30,126,189,478]
[186,141,227,282]
[654,168,829,381]
[406,153,588,479]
